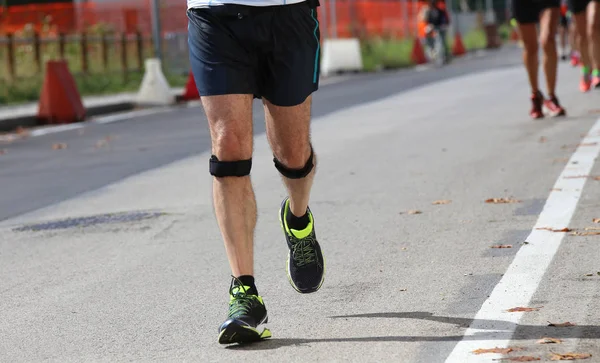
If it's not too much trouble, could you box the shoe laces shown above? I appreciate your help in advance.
[227,276,255,318]
[290,232,317,267]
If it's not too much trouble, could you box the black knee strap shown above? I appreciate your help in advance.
[209,155,252,177]
[273,146,314,179]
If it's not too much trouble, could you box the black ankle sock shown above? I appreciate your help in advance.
[234,275,258,295]
[286,204,310,231]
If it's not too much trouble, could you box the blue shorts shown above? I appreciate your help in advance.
[187,1,321,107]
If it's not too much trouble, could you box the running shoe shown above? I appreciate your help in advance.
[530,91,544,119]
[279,197,325,294]
[580,74,592,92]
[544,94,566,117]
[592,70,600,88]
[218,277,271,344]
[571,52,581,67]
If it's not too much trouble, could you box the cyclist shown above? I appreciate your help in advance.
[419,0,450,63]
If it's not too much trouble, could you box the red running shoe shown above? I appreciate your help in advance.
[571,52,580,67]
[580,74,592,92]
[544,94,566,117]
[530,91,544,119]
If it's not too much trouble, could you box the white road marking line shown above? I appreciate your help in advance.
[92,107,173,124]
[445,117,600,362]
[29,123,84,137]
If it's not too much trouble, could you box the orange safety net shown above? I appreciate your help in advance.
[1,0,422,38]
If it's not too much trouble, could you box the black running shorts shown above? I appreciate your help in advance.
[512,0,561,24]
[568,0,599,14]
[560,14,569,27]
[187,1,321,107]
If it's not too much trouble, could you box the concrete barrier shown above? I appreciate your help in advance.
[321,38,363,77]
[136,58,176,106]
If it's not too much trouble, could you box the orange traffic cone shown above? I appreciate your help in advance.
[37,60,86,125]
[452,32,466,57]
[411,38,427,65]
[181,71,200,101]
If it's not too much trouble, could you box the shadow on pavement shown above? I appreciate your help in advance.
[226,311,600,350]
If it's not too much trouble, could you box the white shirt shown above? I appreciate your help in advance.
[188,0,305,8]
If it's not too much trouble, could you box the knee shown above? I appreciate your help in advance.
[273,143,315,179]
[273,142,312,169]
[212,127,252,160]
[588,20,600,39]
[540,35,556,52]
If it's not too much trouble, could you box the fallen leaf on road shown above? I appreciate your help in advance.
[540,136,548,143]
[407,210,422,215]
[550,352,592,360]
[548,322,576,327]
[400,289,407,292]
[507,307,541,312]
[15,126,30,137]
[494,357,541,362]
[585,273,594,277]
[473,347,519,355]
[432,200,452,205]
[571,231,600,236]
[485,198,521,204]
[537,337,563,344]
[536,227,572,232]
[491,245,513,249]
[590,176,600,180]
[52,143,67,150]
[598,272,600,276]
[593,218,600,223]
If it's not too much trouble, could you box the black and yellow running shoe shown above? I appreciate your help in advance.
[279,197,325,294]
[218,277,271,345]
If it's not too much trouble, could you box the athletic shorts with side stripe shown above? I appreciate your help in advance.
[187,1,321,107]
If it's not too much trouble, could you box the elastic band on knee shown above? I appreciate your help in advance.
[209,155,252,177]
[273,146,314,179]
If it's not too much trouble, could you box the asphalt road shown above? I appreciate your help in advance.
[2,46,600,362]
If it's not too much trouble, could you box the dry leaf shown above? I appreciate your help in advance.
[491,245,513,249]
[593,218,600,223]
[52,143,67,150]
[548,321,576,327]
[571,231,600,236]
[494,357,541,362]
[473,347,517,355]
[399,289,407,292]
[407,210,422,215]
[537,337,563,344]
[593,176,600,181]
[585,273,593,277]
[539,136,548,143]
[485,198,521,204]
[507,307,541,312]
[432,200,452,205]
[15,126,30,136]
[536,227,572,232]
[550,352,592,360]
